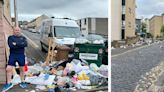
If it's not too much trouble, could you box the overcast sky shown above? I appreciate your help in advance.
[136,0,164,19]
[10,0,108,21]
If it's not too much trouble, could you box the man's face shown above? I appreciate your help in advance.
[14,27,21,36]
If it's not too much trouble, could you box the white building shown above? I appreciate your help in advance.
[76,17,108,37]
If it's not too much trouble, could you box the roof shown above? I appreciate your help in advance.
[77,17,108,20]
[29,14,49,23]
[150,15,161,21]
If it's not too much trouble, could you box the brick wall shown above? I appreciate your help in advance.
[0,0,13,84]
[0,16,13,84]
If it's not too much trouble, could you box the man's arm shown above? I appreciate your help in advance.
[16,36,28,48]
[8,36,19,49]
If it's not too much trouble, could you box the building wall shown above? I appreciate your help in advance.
[78,18,89,35]
[88,18,91,32]
[149,16,163,38]
[27,15,49,31]
[95,18,108,36]
[77,17,108,37]
[0,0,13,84]
[111,0,122,41]
[125,0,135,38]
[35,15,49,31]
[3,0,12,25]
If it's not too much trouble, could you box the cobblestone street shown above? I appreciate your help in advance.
[112,42,164,92]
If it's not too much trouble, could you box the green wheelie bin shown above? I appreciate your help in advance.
[74,43,105,67]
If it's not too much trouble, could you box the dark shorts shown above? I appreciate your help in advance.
[8,54,25,67]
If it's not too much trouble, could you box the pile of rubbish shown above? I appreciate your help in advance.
[75,36,106,44]
[13,59,108,92]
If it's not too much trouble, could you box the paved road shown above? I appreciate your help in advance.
[112,42,164,92]
[22,30,46,62]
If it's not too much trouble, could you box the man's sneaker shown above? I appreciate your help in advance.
[19,82,27,88]
[2,83,14,91]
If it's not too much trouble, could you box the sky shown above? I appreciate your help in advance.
[136,0,164,19]
[10,0,108,21]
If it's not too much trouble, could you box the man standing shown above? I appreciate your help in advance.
[2,27,28,91]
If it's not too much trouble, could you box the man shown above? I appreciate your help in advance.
[2,27,28,91]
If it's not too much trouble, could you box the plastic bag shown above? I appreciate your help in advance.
[99,65,108,77]
[90,63,99,73]
[11,74,21,84]
[25,73,55,85]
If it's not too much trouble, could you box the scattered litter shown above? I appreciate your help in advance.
[30,90,36,92]
[23,59,108,91]
[93,40,104,44]
[36,85,47,90]
[111,47,115,50]
[160,45,163,48]
[11,74,21,85]
[75,37,89,44]
[120,45,126,49]
[25,73,55,85]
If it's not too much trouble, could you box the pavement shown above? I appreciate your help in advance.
[111,45,147,57]
[111,45,145,56]
[112,41,164,92]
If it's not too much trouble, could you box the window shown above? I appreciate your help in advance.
[54,26,81,38]
[122,14,125,20]
[44,22,50,35]
[122,0,125,5]
[84,19,87,25]
[122,21,125,29]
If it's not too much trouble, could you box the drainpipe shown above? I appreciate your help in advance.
[14,0,18,27]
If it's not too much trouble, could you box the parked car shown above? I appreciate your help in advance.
[28,28,36,33]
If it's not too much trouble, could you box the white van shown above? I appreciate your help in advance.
[40,18,81,52]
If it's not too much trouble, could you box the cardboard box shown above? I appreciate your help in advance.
[56,45,71,61]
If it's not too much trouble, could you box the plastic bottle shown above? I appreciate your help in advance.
[49,88,55,92]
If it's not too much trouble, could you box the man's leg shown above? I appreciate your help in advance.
[19,66,27,88]
[6,65,14,83]
[18,54,27,88]
[2,54,16,91]
[19,67,25,82]
[2,65,14,91]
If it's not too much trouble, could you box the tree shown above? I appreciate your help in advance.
[141,22,147,33]
[161,25,164,36]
